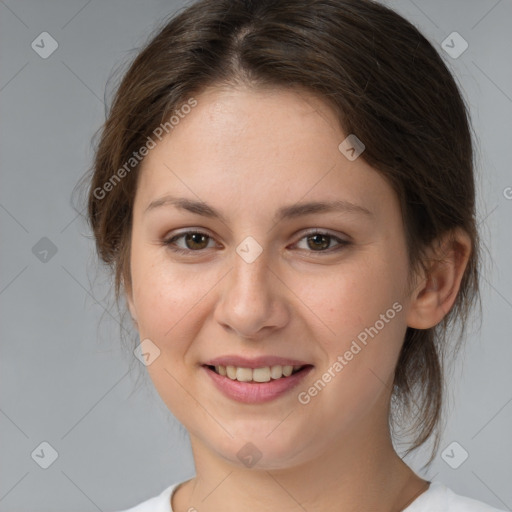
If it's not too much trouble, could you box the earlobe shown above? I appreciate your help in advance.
[406,229,471,329]
[127,299,138,328]
[124,281,139,329]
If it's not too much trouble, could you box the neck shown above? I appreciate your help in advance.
[173,419,428,512]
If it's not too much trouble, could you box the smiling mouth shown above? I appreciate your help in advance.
[204,364,310,383]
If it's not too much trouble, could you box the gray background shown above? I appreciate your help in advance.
[0,0,511,511]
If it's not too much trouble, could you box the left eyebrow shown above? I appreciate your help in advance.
[275,199,373,221]
[144,195,373,222]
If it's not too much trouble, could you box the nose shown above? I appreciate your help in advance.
[213,247,290,340]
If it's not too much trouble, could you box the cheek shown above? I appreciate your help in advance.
[129,247,206,348]
[293,253,409,408]
[297,301,407,433]
[316,257,408,409]
[129,251,213,415]
[296,253,408,348]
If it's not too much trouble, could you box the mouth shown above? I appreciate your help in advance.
[204,364,309,382]
[201,358,314,403]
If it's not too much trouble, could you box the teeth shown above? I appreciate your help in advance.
[282,365,293,377]
[236,367,253,382]
[212,364,303,382]
[226,365,237,379]
[253,367,271,382]
[270,365,283,379]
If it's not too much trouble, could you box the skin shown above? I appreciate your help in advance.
[125,85,471,511]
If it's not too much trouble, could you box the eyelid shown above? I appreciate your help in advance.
[291,228,349,252]
[163,229,218,254]
[294,227,349,242]
[163,228,350,255]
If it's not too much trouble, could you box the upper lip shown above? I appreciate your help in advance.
[203,355,312,369]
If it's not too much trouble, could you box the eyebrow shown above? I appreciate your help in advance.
[144,195,373,222]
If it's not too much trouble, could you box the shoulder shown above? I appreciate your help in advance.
[112,480,506,512]
[405,481,506,512]
[113,482,181,512]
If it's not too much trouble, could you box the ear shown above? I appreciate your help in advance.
[406,229,472,329]
[124,278,139,330]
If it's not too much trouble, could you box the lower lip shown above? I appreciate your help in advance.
[203,365,313,404]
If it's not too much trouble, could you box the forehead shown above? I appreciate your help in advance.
[134,85,395,221]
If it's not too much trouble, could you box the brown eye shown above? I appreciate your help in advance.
[306,233,331,251]
[164,231,216,254]
[294,231,349,253]
[184,232,210,250]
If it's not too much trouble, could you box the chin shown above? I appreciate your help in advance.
[199,423,315,471]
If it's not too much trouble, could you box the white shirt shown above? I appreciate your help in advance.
[115,480,506,511]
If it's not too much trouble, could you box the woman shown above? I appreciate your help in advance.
[85,0,504,510]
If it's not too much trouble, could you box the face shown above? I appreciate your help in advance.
[126,85,415,469]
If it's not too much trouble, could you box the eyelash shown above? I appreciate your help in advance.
[162,229,349,256]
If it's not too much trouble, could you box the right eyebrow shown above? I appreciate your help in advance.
[144,195,229,224]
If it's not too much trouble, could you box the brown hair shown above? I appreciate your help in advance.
[81,0,480,459]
